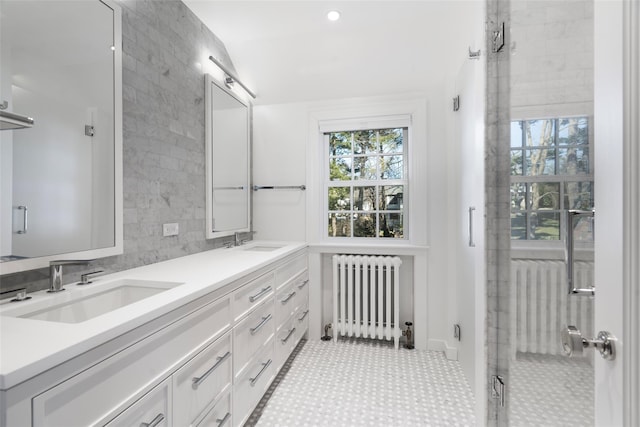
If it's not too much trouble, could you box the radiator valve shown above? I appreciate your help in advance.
[403,321,414,349]
[321,323,332,341]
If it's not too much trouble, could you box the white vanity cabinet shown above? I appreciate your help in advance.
[0,247,308,427]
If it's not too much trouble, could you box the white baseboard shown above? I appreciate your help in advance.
[427,339,458,360]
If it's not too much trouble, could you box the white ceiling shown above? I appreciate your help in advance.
[183,1,483,105]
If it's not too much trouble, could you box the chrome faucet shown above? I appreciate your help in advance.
[48,260,92,293]
[234,232,242,247]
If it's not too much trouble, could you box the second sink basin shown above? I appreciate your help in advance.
[11,279,182,324]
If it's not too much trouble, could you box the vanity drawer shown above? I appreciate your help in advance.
[232,272,274,322]
[195,392,231,427]
[232,339,275,427]
[274,316,298,371]
[233,300,275,377]
[173,332,232,427]
[295,304,310,343]
[106,377,171,427]
[274,252,307,290]
[274,280,298,330]
[32,296,231,427]
[293,271,309,310]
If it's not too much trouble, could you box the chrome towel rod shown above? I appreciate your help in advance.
[208,55,256,99]
[253,185,306,191]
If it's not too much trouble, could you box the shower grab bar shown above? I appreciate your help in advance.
[253,185,306,191]
[468,206,476,247]
[565,209,595,296]
[17,205,28,234]
[213,186,245,190]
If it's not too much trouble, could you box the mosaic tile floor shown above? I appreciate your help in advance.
[248,338,476,427]
[510,352,594,427]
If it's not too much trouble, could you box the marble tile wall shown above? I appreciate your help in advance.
[1,0,239,295]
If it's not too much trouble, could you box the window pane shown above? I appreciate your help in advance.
[529,211,561,240]
[353,213,376,237]
[525,148,556,175]
[379,128,403,153]
[353,156,377,180]
[329,157,352,181]
[329,132,351,156]
[528,182,560,210]
[525,119,555,147]
[354,130,377,154]
[510,183,527,212]
[558,147,589,174]
[328,187,351,210]
[511,150,523,175]
[558,117,588,146]
[379,155,403,179]
[511,121,524,148]
[353,186,376,211]
[511,212,527,240]
[564,181,594,210]
[328,213,351,237]
[379,213,403,238]
[379,185,403,210]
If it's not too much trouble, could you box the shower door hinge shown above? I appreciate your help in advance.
[491,375,505,407]
[492,22,505,53]
[85,125,95,137]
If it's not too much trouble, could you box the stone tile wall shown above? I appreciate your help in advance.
[1,0,242,295]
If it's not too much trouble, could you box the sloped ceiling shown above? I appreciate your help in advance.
[183,1,483,105]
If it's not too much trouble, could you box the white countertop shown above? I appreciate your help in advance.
[0,241,307,391]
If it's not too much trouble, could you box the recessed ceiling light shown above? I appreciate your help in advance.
[327,10,341,21]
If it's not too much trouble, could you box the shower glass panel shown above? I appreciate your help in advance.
[508,0,595,425]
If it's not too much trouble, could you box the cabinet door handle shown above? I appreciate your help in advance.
[192,351,231,389]
[298,309,309,322]
[281,327,296,344]
[250,314,272,335]
[140,413,164,427]
[249,286,272,302]
[216,412,231,427]
[249,359,272,386]
[297,279,309,289]
[281,291,296,304]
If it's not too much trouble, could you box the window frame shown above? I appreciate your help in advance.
[510,115,594,244]
[324,127,409,241]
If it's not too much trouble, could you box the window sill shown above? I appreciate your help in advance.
[308,242,428,256]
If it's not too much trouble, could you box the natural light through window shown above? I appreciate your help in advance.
[510,116,594,241]
[326,128,407,239]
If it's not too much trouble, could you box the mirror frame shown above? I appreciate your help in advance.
[204,73,251,239]
[0,0,123,275]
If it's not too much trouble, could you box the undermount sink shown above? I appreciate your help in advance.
[241,244,285,252]
[5,279,182,324]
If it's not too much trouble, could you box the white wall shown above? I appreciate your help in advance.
[252,88,454,351]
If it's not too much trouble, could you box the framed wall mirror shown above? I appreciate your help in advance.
[205,74,251,239]
[0,0,123,275]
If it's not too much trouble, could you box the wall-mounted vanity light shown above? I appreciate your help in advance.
[208,55,256,99]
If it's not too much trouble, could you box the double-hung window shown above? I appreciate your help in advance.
[326,127,407,239]
[510,116,594,241]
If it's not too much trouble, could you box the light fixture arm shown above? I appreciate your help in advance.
[208,55,256,99]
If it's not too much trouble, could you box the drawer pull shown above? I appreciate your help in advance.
[281,327,296,344]
[298,309,309,321]
[140,413,164,427]
[249,359,272,386]
[249,286,272,303]
[281,291,296,304]
[192,351,231,389]
[250,314,272,335]
[297,279,309,289]
[216,412,231,427]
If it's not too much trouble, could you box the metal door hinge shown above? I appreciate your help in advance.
[491,375,505,407]
[85,125,95,137]
[492,22,505,53]
[453,95,460,112]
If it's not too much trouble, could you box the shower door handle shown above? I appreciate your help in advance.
[561,325,616,361]
[468,206,476,247]
[565,210,595,296]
